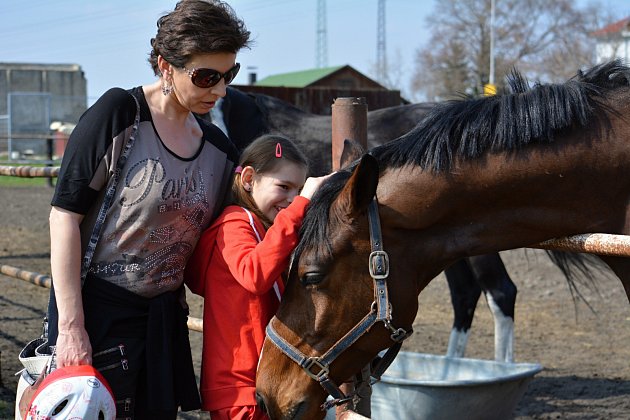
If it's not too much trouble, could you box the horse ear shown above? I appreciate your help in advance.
[339,139,365,169]
[335,154,379,220]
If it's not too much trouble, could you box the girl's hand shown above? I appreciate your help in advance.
[300,172,335,200]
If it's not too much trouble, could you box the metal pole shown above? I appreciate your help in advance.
[46,134,54,187]
[489,0,495,85]
[331,97,368,171]
[8,93,13,161]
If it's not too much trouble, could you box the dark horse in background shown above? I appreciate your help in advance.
[213,87,517,362]
[254,60,630,419]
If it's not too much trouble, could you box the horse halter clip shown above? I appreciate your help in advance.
[265,197,413,411]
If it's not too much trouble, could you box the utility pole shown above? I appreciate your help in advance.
[376,0,387,84]
[316,0,328,68]
[484,0,497,95]
[489,0,495,85]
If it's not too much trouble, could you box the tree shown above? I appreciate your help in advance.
[411,0,613,101]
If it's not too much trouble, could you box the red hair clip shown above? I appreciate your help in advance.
[275,142,282,158]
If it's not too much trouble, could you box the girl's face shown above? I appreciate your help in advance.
[249,162,307,222]
[168,52,237,114]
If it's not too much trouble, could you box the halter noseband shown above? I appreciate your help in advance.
[265,197,413,411]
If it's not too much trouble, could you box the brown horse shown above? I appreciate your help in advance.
[255,60,630,419]
[220,87,520,362]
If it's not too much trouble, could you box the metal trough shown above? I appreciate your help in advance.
[369,351,542,420]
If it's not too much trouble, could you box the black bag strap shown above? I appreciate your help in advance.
[80,92,140,284]
[42,92,140,350]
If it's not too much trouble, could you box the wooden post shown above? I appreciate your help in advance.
[331,97,368,171]
[331,97,372,418]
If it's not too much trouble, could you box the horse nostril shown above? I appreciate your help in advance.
[255,391,268,415]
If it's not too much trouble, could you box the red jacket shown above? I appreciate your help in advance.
[185,196,309,411]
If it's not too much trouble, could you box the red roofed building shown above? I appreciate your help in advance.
[591,17,630,64]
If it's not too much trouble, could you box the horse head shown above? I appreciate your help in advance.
[256,152,421,419]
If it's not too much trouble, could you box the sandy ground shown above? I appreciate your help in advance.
[1,186,630,419]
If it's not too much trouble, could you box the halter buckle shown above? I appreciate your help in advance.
[390,327,410,343]
[369,250,390,279]
[302,357,330,381]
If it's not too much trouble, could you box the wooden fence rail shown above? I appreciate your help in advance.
[0,263,204,333]
[0,165,60,178]
[535,233,630,258]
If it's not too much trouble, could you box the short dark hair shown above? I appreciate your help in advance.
[232,135,309,228]
[149,0,251,76]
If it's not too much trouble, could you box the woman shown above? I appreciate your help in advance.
[46,1,250,418]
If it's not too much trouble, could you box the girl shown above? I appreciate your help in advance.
[185,135,331,420]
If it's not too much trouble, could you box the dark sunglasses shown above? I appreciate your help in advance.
[182,63,241,88]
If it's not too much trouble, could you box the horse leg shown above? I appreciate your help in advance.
[467,253,517,362]
[445,259,482,358]
[599,256,630,303]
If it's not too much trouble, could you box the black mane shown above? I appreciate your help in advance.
[373,60,630,172]
[294,61,630,266]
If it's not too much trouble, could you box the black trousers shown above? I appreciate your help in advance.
[46,276,200,419]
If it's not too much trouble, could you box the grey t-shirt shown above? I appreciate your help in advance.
[52,87,238,297]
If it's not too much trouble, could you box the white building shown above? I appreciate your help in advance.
[591,17,630,65]
[0,63,86,159]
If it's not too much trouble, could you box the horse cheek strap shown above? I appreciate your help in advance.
[265,196,412,412]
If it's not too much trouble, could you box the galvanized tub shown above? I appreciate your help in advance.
[369,351,542,420]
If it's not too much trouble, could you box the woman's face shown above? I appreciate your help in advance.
[170,52,237,114]
[250,162,307,222]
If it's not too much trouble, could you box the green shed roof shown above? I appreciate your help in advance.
[255,65,345,87]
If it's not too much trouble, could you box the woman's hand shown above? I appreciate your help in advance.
[300,172,335,200]
[55,328,92,368]
[55,326,92,367]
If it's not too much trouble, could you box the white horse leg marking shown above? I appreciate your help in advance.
[486,293,514,362]
[446,328,470,358]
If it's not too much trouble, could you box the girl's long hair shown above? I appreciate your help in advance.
[232,134,308,229]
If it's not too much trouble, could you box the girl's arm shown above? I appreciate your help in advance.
[218,197,310,295]
[215,173,333,294]
[49,206,92,367]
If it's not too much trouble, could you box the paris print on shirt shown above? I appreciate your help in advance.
[91,156,212,292]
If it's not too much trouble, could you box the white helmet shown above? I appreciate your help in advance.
[23,365,116,420]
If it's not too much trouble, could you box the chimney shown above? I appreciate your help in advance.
[247,66,258,85]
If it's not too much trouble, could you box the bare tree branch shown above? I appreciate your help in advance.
[411,0,619,100]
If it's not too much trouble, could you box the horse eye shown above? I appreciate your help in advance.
[301,272,325,285]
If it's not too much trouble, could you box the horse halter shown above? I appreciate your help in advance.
[265,197,413,410]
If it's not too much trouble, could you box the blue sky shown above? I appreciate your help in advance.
[2,0,629,105]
